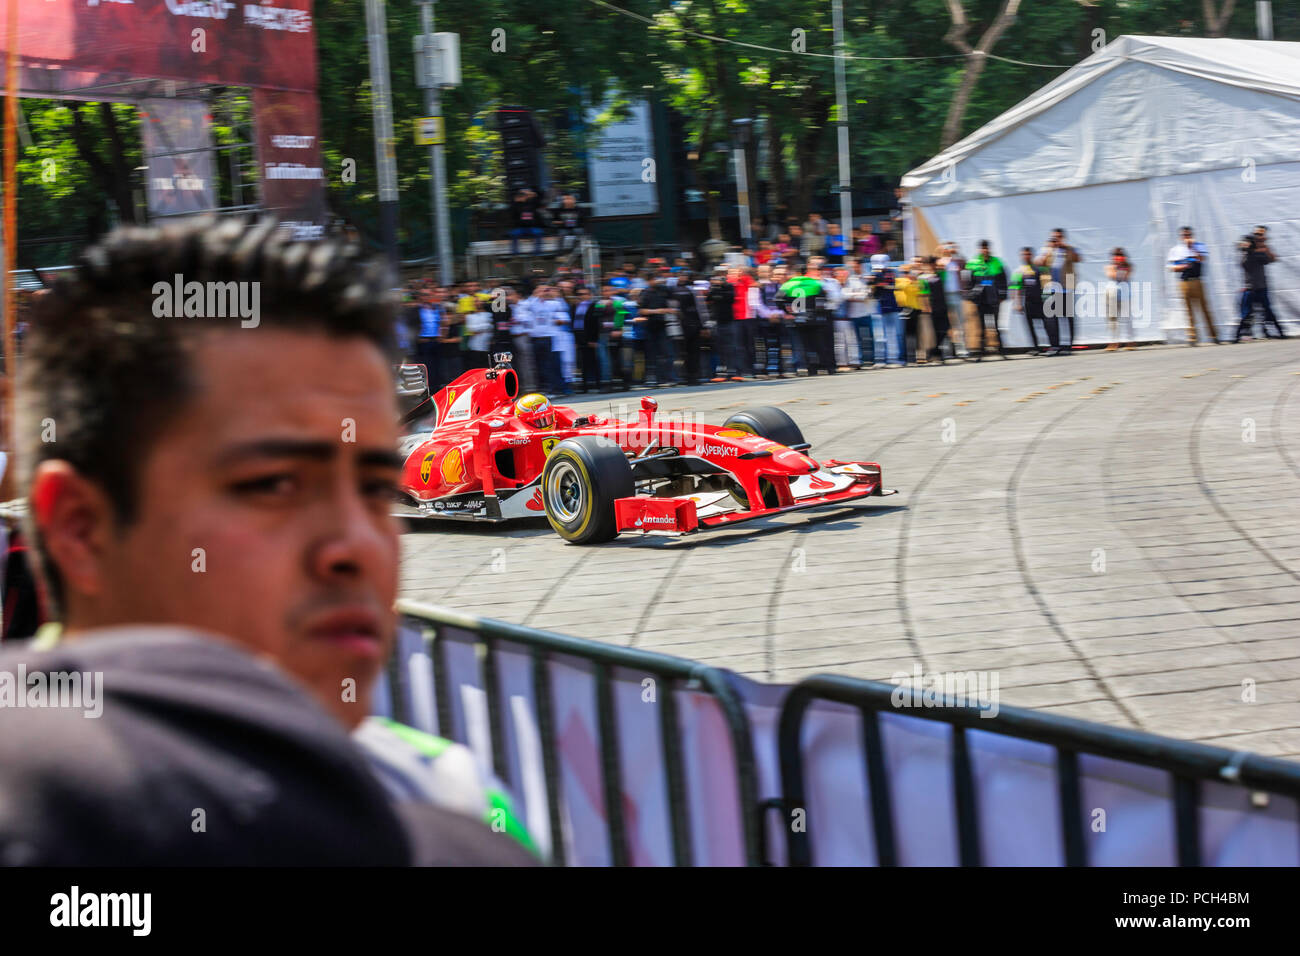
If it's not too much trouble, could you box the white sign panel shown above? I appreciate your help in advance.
[586,99,659,219]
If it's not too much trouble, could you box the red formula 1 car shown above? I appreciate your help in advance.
[394,356,895,543]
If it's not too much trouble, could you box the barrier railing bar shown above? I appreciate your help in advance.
[952,726,982,866]
[531,644,567,867]
[430,624,453,742]
[779,675,1300,797]
[1056,748,1087,867]
[659,680,695,866]
[776,687,814,866]
[481,637,511,787]
[595,662,631,867]
[1174,776,1201,867]
[397,601,764,866]
[385,633,409,726]
[859,707,897,867]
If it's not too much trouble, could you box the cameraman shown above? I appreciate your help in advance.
[1233,227,1286,341]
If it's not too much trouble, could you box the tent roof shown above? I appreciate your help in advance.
[902,35,1300,192]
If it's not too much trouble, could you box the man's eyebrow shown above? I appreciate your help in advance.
[359,450,406,470]
[216,440,404,470]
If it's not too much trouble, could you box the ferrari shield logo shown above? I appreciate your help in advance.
[541,438,559,457]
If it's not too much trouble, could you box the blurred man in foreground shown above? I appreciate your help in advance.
[3,217,534,865]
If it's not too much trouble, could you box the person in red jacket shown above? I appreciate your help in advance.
[730,267,756,380]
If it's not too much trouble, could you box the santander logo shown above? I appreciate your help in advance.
[809,474,835,491]
[636,514,676,527]
[525,488,545,511]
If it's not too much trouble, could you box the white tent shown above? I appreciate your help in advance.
[901,35,1300,345]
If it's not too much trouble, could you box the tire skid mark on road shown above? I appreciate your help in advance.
[1268,372,1300,482]
[894,402,1026,671]
[521,548,601,628]
[1094,348,1296,666]
[627,548,690,648]
[772,367,1050,679]
[1190,357,1300,584]
[1005,386,1145,727]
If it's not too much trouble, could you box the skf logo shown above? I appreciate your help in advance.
[541,438,558,457]
[440,447,466,485]
[419,451,436,483]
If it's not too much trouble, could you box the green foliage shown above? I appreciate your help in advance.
[10,0,1298,263]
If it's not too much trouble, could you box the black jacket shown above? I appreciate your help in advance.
[0,629,537,866]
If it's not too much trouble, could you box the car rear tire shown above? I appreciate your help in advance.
[541,436,634,543]
[722,406,806,448]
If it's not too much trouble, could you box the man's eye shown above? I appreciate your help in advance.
[231,474,298,498]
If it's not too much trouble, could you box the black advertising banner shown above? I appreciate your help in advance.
[254,88,326,236]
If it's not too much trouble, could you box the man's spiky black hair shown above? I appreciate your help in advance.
[18,216,398,614]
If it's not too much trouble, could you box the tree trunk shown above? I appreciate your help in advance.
[940,0,1023,150]
[1201,0,1236,37]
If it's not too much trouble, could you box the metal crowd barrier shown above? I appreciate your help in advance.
[778,675,1300,867]
[390,601,1300,867]
[389,600,763,866]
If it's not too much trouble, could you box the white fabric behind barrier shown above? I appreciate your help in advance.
[611,666,673,866]
[677,687,748,866]
[916,165,1300,346]
[904,36,1300,346]
[381,624,1300,866]
[547,657,605,866]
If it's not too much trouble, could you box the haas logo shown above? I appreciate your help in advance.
[525,488,545,512]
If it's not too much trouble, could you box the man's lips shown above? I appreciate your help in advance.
[304,607,386,658]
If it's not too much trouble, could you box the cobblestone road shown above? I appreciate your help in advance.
[401,339,1300,757]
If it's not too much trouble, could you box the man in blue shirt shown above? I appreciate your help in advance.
[416,287,444,388]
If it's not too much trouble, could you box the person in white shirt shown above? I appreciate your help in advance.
[829,265,861,371]
[526,286,559,393]
[505,287,538,392]
[1166,226,1218,345]
[843,258,872,369]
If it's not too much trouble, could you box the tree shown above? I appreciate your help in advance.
[940,0,1023,150]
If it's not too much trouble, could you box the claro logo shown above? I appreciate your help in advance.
[164,0,235,18]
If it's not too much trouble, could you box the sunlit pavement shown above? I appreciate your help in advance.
[401,339,1300,756]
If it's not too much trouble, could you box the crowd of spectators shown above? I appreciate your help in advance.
[395,220,1287,395]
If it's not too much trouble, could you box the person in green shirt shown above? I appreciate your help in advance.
[967,240,1010,360]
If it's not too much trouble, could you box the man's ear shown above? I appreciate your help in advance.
[29,460,118,603]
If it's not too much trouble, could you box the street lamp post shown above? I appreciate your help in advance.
[364,0,400,272]
[832,0,853,246]
[418,1,454,285]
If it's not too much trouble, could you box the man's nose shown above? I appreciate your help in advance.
[310,482,392,580]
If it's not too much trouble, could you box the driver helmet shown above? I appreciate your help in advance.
[515,393,554,429]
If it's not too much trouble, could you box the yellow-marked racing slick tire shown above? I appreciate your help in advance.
[541,436,635,543]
